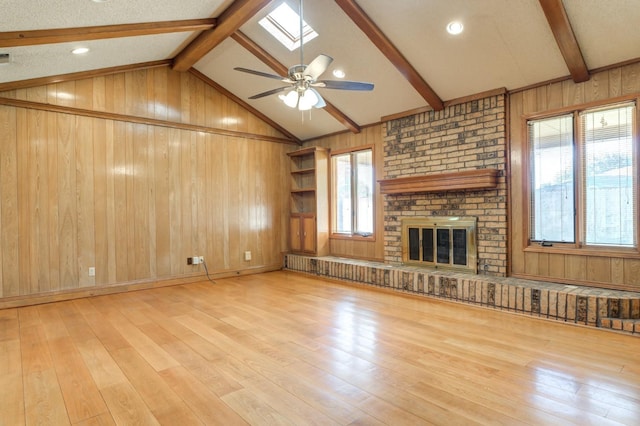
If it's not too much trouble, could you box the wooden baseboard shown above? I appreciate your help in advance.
[0,264,283,310]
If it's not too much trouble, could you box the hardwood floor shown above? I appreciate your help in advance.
[1,271,639,425]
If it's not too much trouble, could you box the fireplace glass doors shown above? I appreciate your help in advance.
[402,217,477,273]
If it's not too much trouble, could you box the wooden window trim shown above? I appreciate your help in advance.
[522,96,640,254]
[330,144,376,240]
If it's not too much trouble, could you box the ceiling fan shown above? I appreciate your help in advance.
[234,0,374,111]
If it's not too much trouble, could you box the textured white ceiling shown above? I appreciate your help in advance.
[0,33,195,83]
[3,0,234,30]
[2,0,639,140]
[563,0,640,69]
[357,0,569,100]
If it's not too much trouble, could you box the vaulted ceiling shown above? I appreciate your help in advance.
[3,0,640,142]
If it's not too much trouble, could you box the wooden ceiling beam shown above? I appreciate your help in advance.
[0,19,216,48]
[539,0,589,83]
[335,0,444,111]
[231,31,362,134]
[172,0,271,72]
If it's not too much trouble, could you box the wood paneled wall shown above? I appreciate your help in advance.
[305,125,385,261]
[509,62,640,290]
[0,67,290,302]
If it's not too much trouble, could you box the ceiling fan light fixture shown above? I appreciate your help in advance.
[298,90,318,110]
[280,90,299,108]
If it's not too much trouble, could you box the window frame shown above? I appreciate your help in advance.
[523,96,640,255]
[330,145,375,241]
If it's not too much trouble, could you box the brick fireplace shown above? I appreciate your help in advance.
[381,94,508,276]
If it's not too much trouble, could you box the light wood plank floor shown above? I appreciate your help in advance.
[1,271,639,425]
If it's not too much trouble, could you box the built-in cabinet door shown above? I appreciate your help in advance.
[290,214,317,254]
[301,216,316,253]
[290,216,302,252]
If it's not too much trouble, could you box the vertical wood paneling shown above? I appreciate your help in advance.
[151,68,168,121]
[610,257,624,284]
[524,252,539,275]
[508,92,525,275]
[548,254,565,279]
[583,71,608,104]
[93,76,106,112]
[168,128,183,276]
[124,123,136,280]
[0,66,290,303]
[565,255,586,281]
[510,62,640,290]
[133,125,150,280]
[623,259,640,286]
[537,253,549,276]
[104,120,116,284]
[76,115,96,288]
[57,113,78,289]
[0,106,19,296]
[621,63,640,95]
[147,126,157,279]
[195,132,207,264]
[221,138,231,269]
[210,135,227,269]
[154,127,170,278]
[93,117,108,285]
[586,256,611,283]
[113,121,128,283]
[113,122,129,282]
[180,131,194,272]
[608,68,622,98]
[17,108,31,294]
[29,109,50,293]
[46,112,60,291]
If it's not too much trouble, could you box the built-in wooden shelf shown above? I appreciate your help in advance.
[291,168,315,175]
[378,168,499,194]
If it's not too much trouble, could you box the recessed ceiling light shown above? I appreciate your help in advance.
[91,0,109,3]
[72,47,90,55]
[332,69,345,79]
[446,21,464,35]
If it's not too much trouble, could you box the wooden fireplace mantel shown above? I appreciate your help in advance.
[378,168,499,194]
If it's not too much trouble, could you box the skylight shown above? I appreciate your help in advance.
[259,2,318,51]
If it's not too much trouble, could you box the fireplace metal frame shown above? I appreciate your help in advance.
[401,216,478,273]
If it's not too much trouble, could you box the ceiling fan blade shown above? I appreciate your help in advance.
[313,80,374,91]
[308,88,326,108]
[303,54,333,80]
[248,86,290,99]
[234,67,291,82]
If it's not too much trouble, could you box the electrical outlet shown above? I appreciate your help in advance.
[88,267,95,277]
[198,256,204,264]
[244,251,252,261]
[192,256,200,265]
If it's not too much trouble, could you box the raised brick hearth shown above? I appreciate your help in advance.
[285,254,640,335]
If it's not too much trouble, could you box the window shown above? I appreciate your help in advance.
[332,148,374,237]
[528,102,637,248]
[259,3,318,51]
